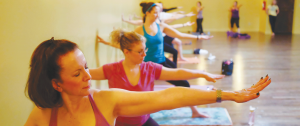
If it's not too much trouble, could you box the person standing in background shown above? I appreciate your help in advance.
[230,1,242,33]
[266,0,279,36]
[196,1,204,35]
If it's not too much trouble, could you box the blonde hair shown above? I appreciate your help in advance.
[110,29,146,51]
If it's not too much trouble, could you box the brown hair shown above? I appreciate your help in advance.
[140,2,157,23]
[198,1,202,6]
[110,29,146,52]
[25,37,78,108]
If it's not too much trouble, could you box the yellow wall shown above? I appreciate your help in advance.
[293,0,300,34]
[0,0,141,125]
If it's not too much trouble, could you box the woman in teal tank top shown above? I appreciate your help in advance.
[134,2,214,122]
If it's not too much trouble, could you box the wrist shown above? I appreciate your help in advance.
[222,91,236,101]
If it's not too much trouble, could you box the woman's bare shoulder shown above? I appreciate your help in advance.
[24,106,52,126]
[134,26,144,35]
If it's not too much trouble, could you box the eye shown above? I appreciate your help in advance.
[75,72,80,77]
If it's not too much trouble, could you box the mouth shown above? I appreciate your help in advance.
[83,85,90,89]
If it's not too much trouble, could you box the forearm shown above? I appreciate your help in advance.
[163,7,177,12]
[116,87,236,117]
[161,87,235,107]
[122,19,143,26]
[169,24,185,29]
[161,68,207,80]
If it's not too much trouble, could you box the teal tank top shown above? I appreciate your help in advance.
[143,23,166,63]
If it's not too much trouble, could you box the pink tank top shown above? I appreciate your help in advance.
[103,60,162,126]
[49,94,110,126]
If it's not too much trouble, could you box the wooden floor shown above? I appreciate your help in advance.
[156,32,300,126]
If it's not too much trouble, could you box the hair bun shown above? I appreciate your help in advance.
[140,2,147,7]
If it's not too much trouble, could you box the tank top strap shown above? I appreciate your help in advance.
[156,23,161,33]
[88,94,110,126]
[142,23,161,36]
[49,107,58,126]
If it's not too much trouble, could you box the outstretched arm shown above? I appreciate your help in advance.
[89,66,106,80]
[159,67,224,82]
[122,14,143,26]
[97,35,120,49]
[169,21,195,29]
[163,12,195,24]
[162,22,213,40]
[112,76,271,117]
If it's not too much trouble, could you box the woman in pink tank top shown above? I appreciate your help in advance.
[24,38,271,126]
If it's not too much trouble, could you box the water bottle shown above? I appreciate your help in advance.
[248,106,255,126]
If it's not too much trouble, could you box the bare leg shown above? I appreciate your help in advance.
[190,106,210,118]
[172,38,187,61]
[237,28,240,33]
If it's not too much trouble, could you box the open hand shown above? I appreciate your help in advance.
[184,21,195,27]
[234,75,271,103]
[186,12,195,17]
[204,73,225,83]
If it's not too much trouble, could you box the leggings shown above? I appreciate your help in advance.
[269,15,277,33]
[159,58,190,87]
[142,117,159,126]
[196,18,204,34]
[163,35,178,67]
[230,17,240,28]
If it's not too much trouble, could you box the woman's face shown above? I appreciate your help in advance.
[146,6,159,21]
[197,2,201,7]
[57,48,91,96]
[125,41,147,64]
[234,2,237,6]
[272,0,277,5]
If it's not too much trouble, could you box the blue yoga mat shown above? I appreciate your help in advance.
[150,107,232,125]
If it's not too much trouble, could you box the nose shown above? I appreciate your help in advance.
[141,51,147,57]
[83,69,91,81]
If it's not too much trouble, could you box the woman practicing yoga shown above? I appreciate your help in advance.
[230,1,242,33]
[92,29,223,125]
[196,1,205,35]
[24,38,271,126]
[266,0,279,36]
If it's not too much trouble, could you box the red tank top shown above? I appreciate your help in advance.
[49,94,110,126]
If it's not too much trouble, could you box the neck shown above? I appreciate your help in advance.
[123,58,140,70]
[144,17,156,27]
[60,93,89,114]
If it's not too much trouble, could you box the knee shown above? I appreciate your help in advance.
[172,38,182,45]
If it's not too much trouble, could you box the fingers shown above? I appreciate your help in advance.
[216,75,225,79]
[253,75,269,88]
[256,78,271,92]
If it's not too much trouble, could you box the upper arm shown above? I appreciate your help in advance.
[162,23,183,38]
[159,66,178,80]
[24,107,50,126]
[89,66,107,80]
[111,89,173,117]
[134,26,144,36]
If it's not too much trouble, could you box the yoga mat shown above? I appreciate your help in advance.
[168,57,200,64]
[154,85,214,91]
[182,50,194,54]
[150,107,232,126]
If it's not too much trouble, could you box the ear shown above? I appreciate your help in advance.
[52,79,62,92]
[146,11,150,16]
[123,49,130,55]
